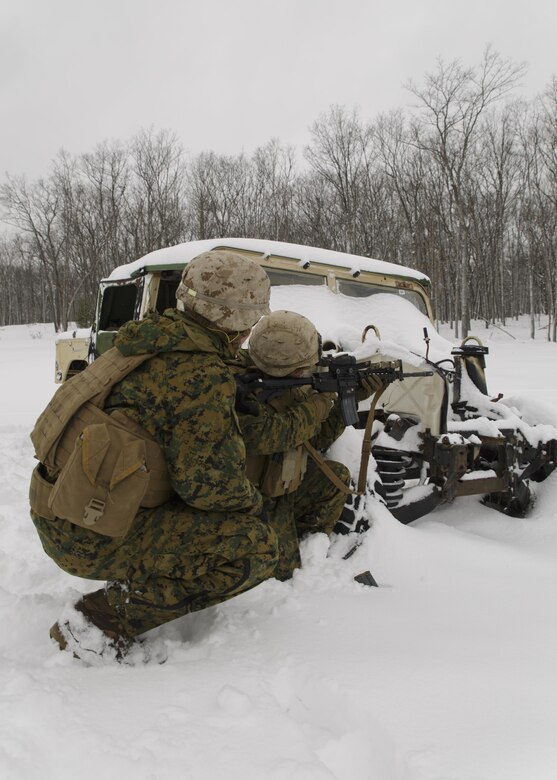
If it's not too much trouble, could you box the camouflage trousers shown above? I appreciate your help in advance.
[267,458,351,580]
[32,499,278,637]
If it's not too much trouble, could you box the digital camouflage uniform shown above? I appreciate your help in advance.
[31,309,278,638]
[235,366,350,580]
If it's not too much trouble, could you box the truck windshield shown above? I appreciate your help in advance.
[265,268,327,286]
[336,279,427,316]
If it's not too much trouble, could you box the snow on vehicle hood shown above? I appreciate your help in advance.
[269,285,453,367]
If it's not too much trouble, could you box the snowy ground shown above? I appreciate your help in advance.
[1,316,557,780]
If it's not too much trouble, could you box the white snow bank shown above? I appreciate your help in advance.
[2,318,557,780]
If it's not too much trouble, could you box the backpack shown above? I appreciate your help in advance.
[29,347,174,538]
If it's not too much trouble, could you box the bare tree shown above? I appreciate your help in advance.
[0,174,69,330]
[249,139,297,240]
[2,65,557,335]
[126,128,187,256]
[407,46,525,336]
[305,106,371,254]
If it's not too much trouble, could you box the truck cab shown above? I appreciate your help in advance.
[55,237,432,380]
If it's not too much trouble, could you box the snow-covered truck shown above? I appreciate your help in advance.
[54,238,557,523]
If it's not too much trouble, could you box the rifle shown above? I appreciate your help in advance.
[236,354,433,427]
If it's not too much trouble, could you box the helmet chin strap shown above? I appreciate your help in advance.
[207,325,250,349]
[176,302,250,348]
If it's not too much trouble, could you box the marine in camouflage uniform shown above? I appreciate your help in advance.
[233,311,352,580]
[32,251,278,659]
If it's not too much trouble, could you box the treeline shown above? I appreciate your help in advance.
[1,48,556,338]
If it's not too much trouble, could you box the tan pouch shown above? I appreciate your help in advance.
[50,404,173,508]
[48,423,149,538]
[259,446,308,498]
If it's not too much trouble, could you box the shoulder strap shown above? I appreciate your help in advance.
[31,348,154,464]
[303,441,352,495]
[357,387,386,495]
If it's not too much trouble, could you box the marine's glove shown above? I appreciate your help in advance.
[355,375,388,402]
[307,391,337,422]
[234,373,261,416]
[235,391,260,416]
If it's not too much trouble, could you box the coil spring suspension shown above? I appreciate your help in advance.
[374,447,415,509]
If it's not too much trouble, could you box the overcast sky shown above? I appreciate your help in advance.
[1,0,555,180]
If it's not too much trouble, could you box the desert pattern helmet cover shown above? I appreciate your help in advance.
[176,250,271,331]
[249,310,320,377]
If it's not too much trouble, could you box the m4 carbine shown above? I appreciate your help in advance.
[238,354,433,427]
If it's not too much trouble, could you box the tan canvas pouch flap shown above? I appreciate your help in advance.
[260,446,308,498]
[50,402,112,473]
[82,423,110,483]
[48,424,149,538]
[281,447,308,487]
[109,439,147,489]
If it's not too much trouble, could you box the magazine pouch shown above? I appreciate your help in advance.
[258,446,308,498]
[48,422,149,538]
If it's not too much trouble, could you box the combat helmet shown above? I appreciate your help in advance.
[249,310,321,377]
[176,250,271,331]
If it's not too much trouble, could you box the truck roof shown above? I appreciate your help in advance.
[106,238,429,284]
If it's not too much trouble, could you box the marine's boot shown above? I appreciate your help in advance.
[50,588,134,663]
